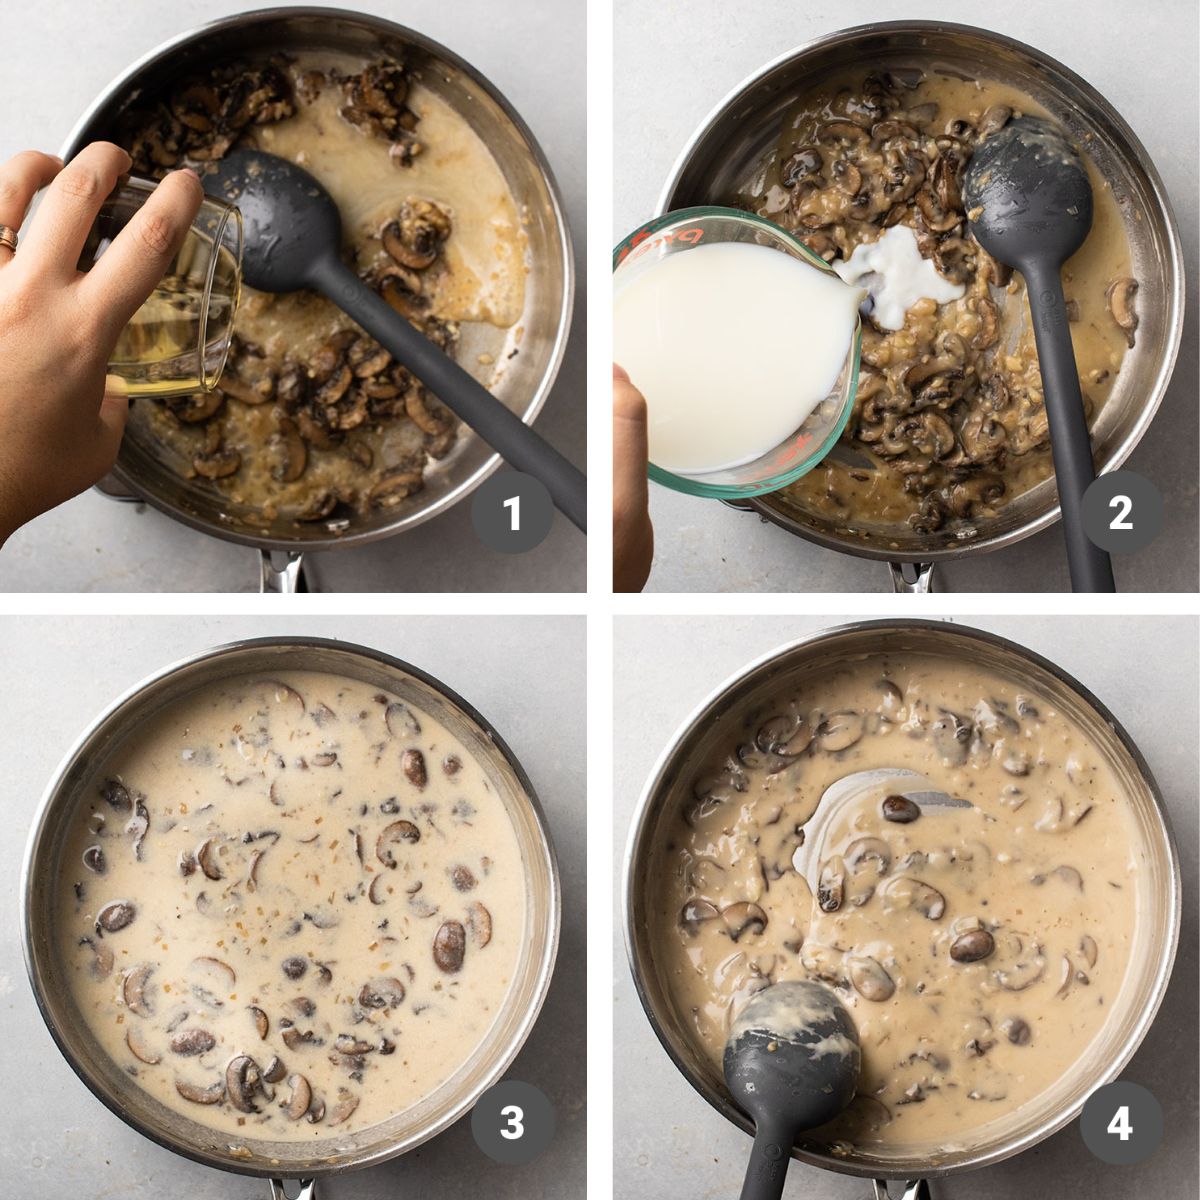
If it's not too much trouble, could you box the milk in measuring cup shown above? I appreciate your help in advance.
[614,241,863,475]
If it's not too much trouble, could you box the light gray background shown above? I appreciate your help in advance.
[0,615,585,1198]
[0,0,585,592]
[613,615,1199,1197]
[614,0,1199,593]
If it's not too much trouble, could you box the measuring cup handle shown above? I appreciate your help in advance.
[888,561,934,593]
[269,1182,316,1200]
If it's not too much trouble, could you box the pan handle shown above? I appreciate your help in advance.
[259,550,304,593]
[872,1181,931,1200]
[888,562,934,593]
[270,1182,316,1200]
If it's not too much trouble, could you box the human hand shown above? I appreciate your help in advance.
[0,142,203,544]
[613,363,653,592]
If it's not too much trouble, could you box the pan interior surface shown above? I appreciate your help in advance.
[663,25,1181,561]
[25,640,559,1178]
[626,623,1179,1178]
[68,10,571,551]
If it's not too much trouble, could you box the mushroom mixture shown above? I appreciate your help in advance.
[733,70,1136,534]
[118,53,527,529]
[59,672,524,1143]
[651,653,1141,1152]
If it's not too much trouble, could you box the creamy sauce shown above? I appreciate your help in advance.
[614,241,863,475]
[651,653,1142,1154]
[57,672,524,1144]
[731,70,1133,536]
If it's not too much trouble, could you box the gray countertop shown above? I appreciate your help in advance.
[0,615,585,1198]
[614,0,1199,593]
[0,0,585,592]
[613,615,1199,1198]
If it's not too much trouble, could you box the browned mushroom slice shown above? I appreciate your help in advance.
[368,469,425,510]
[226,1055,263,1113]
[327,1089,360,1126]
[946,475,1005,518]
[817,119,869,143]
[335,1035,376,1057]
[176,1078,225,1105]
[101,778,132,810]
[384,701,421,736]
[315,363,354,408]
[97,900,136,934]
[281,1025,321,1051]
[196,836,223,881]
[250,1006,269,1040]
[263,1056,287,1084]
[165,390,226,423]
[972,296,999,351]
[359,977,407,1009]
[466,900,493,948]
[123,961,155,1015]
[170,1027,217,1056]
[780,145,822,187]
[381,200,452,270]
[1106,277,1138,348]
[433,920,466,973]
[377,819,421,867]
[341,59,413,138]
[405,387,452,435]
[377,263,426,319]
[449,864,477,892]
[848,955,895,1001]
[192,441,241,480]
[83,845,106,874]
[284,1073,312,1120]
[348,338,391,379]
[401,748,427,789]
[294,491,338,525]
[977,104,1013,141]
[219,370,275,406]
[126,1026,162,1065]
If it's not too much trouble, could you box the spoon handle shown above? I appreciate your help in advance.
[737,1118,794,1200]
[1021,259,1114,592]
[310,256,587,533]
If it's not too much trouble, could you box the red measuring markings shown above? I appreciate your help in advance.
[616,225,706,266]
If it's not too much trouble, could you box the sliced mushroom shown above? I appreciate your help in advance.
[83,937,114,980]
[283,1073,312,1120]
[401,748,427,789]
[881,795,921,824]
[433,920,466,973]
[817,856,846,913]
[358,977,407,1009]
[1080,934,1099,968]
[950,929,996,963]
[101,779,132,810]
[83,845,106,874]
[170,1028,216,1057]
[721,901,767,942]
[263,1056,287,1084]
[122,962,155,1016]
[175,1078,225,1105]
[281,1025,320,1051]
[377,819,421,867]
[196,837,223,881]
[381,200,451,270]
[384,701,421,737]
[268,413,307,482]
[328,1089,360,1126]
[848,955,895,1002]
[845,837,892,876]
[466,900,493,948]
[126,1026,161,1065]
[368,469,425,509]
[1106,277,1138,348]
[226,1055,263,1113]
[817,711,865,753]
[96,900,136,934]
[449,864,477,892]
[1001,1017,1032,1045]
[992,933,1046,991]
[251,1006,269,1040]
[335,1035,376,1056]
[880,876,946,920]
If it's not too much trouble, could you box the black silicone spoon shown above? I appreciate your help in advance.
[205,150,586,533]
[724,981,861,1200]
[963,116,1113,591]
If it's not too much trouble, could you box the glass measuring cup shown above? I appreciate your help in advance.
[613,206,861,500]
[79,179,242,397]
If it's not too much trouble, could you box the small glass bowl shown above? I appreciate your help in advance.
[613,206,861,499]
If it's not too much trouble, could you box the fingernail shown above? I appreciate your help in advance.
[612,363,629,382]
[181,167,200,180]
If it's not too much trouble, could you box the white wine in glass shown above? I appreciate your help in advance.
[82,179,243,397]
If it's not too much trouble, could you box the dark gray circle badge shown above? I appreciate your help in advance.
[471,472,554,554]
[1079,1081,1163,1165]
[471,1080,555,1164]
[1081,470,1163,553]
